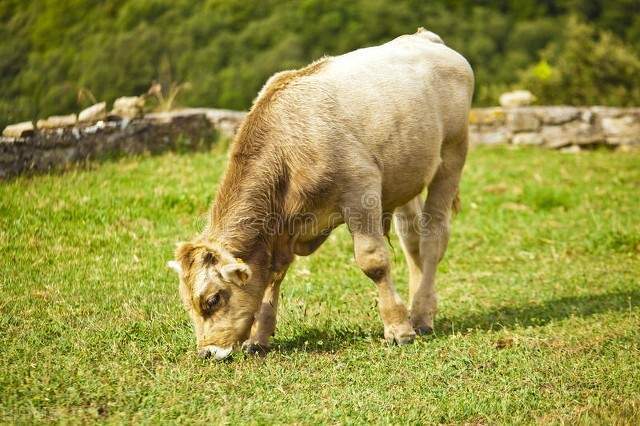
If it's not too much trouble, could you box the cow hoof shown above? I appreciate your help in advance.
[394,333,416,345]
[414,325,433,336]
[242,341,270,357]
[384,324,416,346]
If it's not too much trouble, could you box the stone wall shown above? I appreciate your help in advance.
[0,108,246,179]
[469,106,640,150]
[2,105,638,179]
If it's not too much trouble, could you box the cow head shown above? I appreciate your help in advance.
[167,239,265,360]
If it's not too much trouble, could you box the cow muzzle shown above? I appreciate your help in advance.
[198,345,233,360]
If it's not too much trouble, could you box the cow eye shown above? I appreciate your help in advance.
[206,293,221,310]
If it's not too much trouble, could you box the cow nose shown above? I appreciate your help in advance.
[198,345,233,360]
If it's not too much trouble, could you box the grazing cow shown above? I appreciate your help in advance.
[168,28,474,359]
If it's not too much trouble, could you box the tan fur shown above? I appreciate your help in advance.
[253,58,329,107]
[172,28,474,354]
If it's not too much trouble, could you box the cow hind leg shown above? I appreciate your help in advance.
[411,134,468,334]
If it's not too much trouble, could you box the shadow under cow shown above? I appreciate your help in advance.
[272,289,639,353]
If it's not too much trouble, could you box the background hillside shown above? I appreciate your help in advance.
[2,0,640,129]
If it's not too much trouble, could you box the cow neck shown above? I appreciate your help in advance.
[206,146,289,259]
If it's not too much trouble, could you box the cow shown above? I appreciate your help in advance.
[168,28,474,360]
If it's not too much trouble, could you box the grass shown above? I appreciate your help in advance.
[1,145,639,423]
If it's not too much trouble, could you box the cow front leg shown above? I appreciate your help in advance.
[243,269,287,356]
[394,196,424,309]
[352,232,416,345]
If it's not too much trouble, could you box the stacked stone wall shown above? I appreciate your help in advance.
[2,104,638,179]
[469,106,640,149]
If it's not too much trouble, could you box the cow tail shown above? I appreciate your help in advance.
[452,189,461,216]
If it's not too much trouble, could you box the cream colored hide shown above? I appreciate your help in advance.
[169,28,474,360]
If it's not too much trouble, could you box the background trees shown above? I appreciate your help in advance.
[1,0,640,129]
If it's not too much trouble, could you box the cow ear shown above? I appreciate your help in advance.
[167,260,182,275]
[220,262,252,286]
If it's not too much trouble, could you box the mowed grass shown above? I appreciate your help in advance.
[1,145,639,424]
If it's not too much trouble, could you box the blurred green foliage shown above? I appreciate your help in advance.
[1,0,640,129]
[520,16,640,105]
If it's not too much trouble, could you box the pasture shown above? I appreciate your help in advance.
[1,145,639,423]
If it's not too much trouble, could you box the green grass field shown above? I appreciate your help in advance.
[1,146,639,423]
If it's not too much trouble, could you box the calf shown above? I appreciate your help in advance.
[168,28,474,359]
